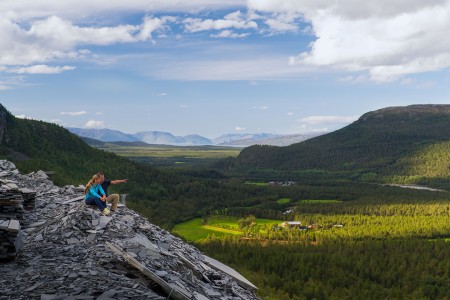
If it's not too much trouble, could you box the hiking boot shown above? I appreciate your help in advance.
[102,208,110,215]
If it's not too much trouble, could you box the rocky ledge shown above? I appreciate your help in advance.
[0,160,258,300]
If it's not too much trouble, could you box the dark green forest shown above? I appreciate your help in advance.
[200,237,450,299]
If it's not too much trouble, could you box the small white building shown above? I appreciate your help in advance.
[281,221,301,228]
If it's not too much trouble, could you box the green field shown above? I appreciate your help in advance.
[172,216,281,241]
[276,198,290,204]
[297,199,342,204]
[90,143,242,167]
[244,181,269,186]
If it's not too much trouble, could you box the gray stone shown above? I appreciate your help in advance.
[204,287,222,297]
[86,234,96,242]
[63,232,73,238]
[41,294,58,300]
[35,170,49,179]
[155,270,168,278]
[35,233,44,241]
[95,216,112,230]
[98,290,117,299]
[138,249,147,258]
[7,219,20,232]
[66,238,79,244]
[194,292,210,300]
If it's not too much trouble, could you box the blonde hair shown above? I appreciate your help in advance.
[84,173,102,194]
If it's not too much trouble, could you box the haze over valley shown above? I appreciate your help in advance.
[67,127,325,147]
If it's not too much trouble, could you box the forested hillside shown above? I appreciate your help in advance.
[231,105,450,187]
[0,104,158,185]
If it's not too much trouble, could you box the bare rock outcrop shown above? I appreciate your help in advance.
[0,160,258,300]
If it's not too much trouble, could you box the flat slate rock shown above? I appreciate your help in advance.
[0,159,259,299]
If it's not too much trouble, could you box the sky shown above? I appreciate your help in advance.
[1,0,450,139]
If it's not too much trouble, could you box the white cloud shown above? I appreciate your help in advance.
[287,112,294,116]
[0,15,171,66]
[338,75,368,83]
[298,115,359,125]
[15,114,30,119]
[136,16,176,41]
[84,120,106,128]
[211,30,250,38]
[0,1,245,21]
[183,10,258,33]
[60,111,87,116]
[8,65,75,74]
[252,105,268,110]
[235,126,246,131]
[248,0,450,82]
[262,12,302,34]
[179,104,188,108]
[157,92,168,96]
[95,112,104,115]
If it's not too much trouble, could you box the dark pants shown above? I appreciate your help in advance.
[85,196,106,211]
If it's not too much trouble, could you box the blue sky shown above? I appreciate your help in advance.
[1,0,450,139]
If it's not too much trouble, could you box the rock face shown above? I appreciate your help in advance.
[0,160,259,300]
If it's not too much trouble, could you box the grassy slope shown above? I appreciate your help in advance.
[172,217,280,241]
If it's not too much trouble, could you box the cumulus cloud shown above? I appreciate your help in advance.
[0,15,171,66]
[262,12,303,34]
[136,16,176,41]
[298,115,359,125]
[8,65,75,74]
[84,120,106,128]
[183,10,257,33]
[248,0,450,82]
[235,126,246,131]
[60,111,87,116]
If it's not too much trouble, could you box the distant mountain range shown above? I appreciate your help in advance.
[67,128,142,143]
[66,128,324,147]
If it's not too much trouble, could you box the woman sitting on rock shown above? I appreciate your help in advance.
[84,173,110,215]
